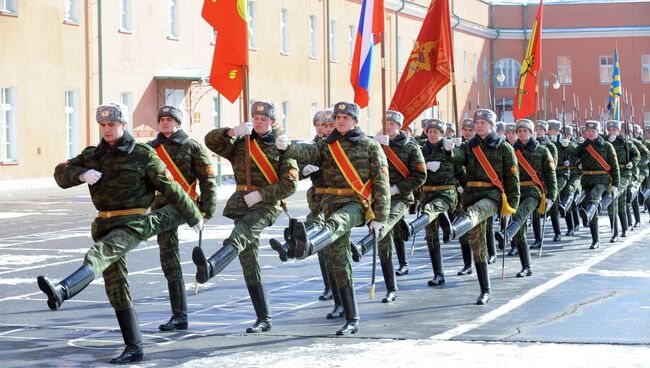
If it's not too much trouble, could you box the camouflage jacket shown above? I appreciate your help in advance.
[205,128,298,219]
[550,134,571,182]
[447,132,520,211]
[148,130,218,219]
[304,135,326,212]
[538,135,558,164]
[609,135,640,180]
[282,126,390,222]
[54,131,202,235]
[513,138,558,202]
[632,137,649,178]
[384,131,426,204]
[418,138,458,207]
[572,136,620,188]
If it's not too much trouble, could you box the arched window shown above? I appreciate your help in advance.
[496,58,521,89]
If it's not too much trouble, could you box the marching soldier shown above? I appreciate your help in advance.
[505,122,517,146]
[193,101,298,334]
[407,119,458,286]
[37,103,203,364]
[272,101,390,335]
[556,125,581,236]
[350,110,425,302]
[148,105,217,331]
[456,118,475,273]
[445,122,456,139]
[445,109,520,304]
[495,119,557,277]
[630,124,649,227]
[496,121,506,139]
[530,120,558,248]
[547,119,569,242]
[564,120,619,249]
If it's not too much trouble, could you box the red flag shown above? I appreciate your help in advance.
[202,0,249,103]
[389,0,453,129]
[513,0,543,120]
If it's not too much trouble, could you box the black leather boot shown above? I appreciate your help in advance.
[626,204,634,232]
[565,204,575,235]
[269,238,290,262]
[516,240,532,277]
[394,235,409,276]
[579,203,598,227]
[530,212,542,249]
[551,210,562,242]
[110,307,144,364]
[571,203,581,232]
[589,217,600,249]
[475,261,490,305]
[192,243,238,284]
[351,231,374,263]
[317,254,332,300]
[494,220,522,245]
[336,285,359,335]
[159,279,188,331]
[633,195,642,227]
[450,214,472,241]
[486,220,497,264]
[37,264,94,311]
[440,212,453,244]
[600,193,614,211]
[558,192,574,217]
[427,245,445,286]
[381,261,398,303]
[408,213,430,238]
[619,211,628,238]
[609,210,618,243]
[293,223,333,260]
[326,276,344,319]
[507,243,518,256]
[245,283,272,333]
[457,241,473,276]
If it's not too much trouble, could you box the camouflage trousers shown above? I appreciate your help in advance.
[614,176,632,215]
[377,198,411,262]
[512,196,540,247]
[464,198,499,263]
[85,205,184,311]
[423,197,455,251]
[549,176,568,217]
[225,206,279,287]
[321,201,366,288]
[157,227,183,282]
[581,183,609,223]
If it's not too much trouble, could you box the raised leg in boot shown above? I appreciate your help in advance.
[633,195,642,227]
[192,243,238,284]
[246,283,272,333]
[110,307,144,364]
[37,264,94,311]
[159,279,188,331]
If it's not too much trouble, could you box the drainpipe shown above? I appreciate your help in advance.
[84,0,91,145]
[395,0,405,85]
[98,0,103,105]
[326,0,331,107]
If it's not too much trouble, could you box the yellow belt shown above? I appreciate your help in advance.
[98,208,147,219]
[314,187,356,196]
[467,181,495,188]
[619,164,633,169]
[582,170,608,175]
[236,185,259,191]
[557,166,576,170]
[421,185,455,192]
[520,181,537,187]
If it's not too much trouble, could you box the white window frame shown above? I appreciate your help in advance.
[213,95,221,128]
[120,92,133,132]
[473,53,478,83]
[599,55,613,85]
[64,0,79,24]
[165,89,185,121]
[463,51,468,82]
[558,56,572,84]
[642,55,650,83]
[1,0,18,15]
[247,1,256,49]
[282,101,289,133]
[348,24,355,64]
[119,0,132,32]
[366,106,372,133]
[496,58,522,89]
[310,102,318,137]
[329,20,337,62]
[280,9,289,54]
[1,87,18,163]
[65,90,80,158]
[309,15,318,59]
[211,29,217,45]
[168,0,179,39]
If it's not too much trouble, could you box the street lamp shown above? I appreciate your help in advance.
[483,62,506,109]
[543,73,560,120]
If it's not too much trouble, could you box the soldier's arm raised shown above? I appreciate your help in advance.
[396,143,426,195]
[204,128,238,162]
[502,143,520,210]
[258,157,299,203]
[369,140,391,223]
[282,141,321,166]
[53,148,93,188]
[445,145,467,165]
[194,142,218,219]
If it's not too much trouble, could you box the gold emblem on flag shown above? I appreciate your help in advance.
[406,40,438,81]
[228,70,237,80]
[237,0,247,21]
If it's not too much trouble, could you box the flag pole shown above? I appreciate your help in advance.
[242,65,251,187]
[380,31,388,134]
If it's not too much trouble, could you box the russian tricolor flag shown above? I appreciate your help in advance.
[350,0,384,109]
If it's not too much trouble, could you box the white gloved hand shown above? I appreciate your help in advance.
[550,135,558,143]
[625,162,633,169]
[244,190,263,207]
[611,186,618,197]
[578,137,585,144]
[79,169,102,185]
[426,161,441,172]
[563,160,571,167]
[302,164,320,176]
[368,221,384,235]
[608,135,617,143]
[457,186,464,194]
[390,185,399,196]
[192,217,204,233]
[455,137,463,147]
[560,138,570,147]
[232,122,253,136]
[374,132,390,146]
[443,140,455,151]
[275,135,291,150]
[578,163,583,170]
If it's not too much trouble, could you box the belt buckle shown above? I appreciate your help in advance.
[336,189,343,195]
[105,211,112,218]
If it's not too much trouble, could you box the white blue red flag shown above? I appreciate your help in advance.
[350,0,384,108]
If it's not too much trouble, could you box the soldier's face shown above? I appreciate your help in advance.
[548,128,559,136]
[314,121,324,137]
[158,116,180,137]
[517,128,532,142]
[322,122,335,136]
[462,127,475,140]
[386,121,400,137]
[253,115,273,134]
[607,127,620,136]
[474,119,491,137]
[427,128,442,144]
[584,128,598,140]
[335,114,356,134]
[445,129,454,137]
[535,126,546,138]
[99,121,125,145]
[506,130,517,143]
[645,131,650,139]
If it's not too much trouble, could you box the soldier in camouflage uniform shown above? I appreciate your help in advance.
[455,119,475,274]
[272,101,390,335]
[495,119,557,277]
[407,119,458,286]
[349,110,425,302]
[193,101,298,334]
[564,120,620,249]
[147,105,217,331]
[446,109,520,305]
[546,120,569,242]
[605,120,640,240]
[445,122,456,139]
[496,121,506,140]
[505,122,517,146]
[530,120,558,249]
[561,125,583,236]
[630,124,648,227]
[37,103,203,364]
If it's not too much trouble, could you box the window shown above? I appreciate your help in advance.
[600,55,613,84]
[165,89,184,120]
[496,58,522,88]
[558,56,572,84]
[309,15,318,58]
[366,106,372,133]
[211,29,216,45]
[329,20,337,61]
[1,0,18,14]
[280,9,289,54]
[473,53,478,83]
[310,102,318,137]
[119,0,132,32]
[1,87,18,163]
[642,55,650,83]
[168,0,179,39]
[65,91,80,158]
[120,92,133,132]
[247,1,256,48]
[64,0,79,23]
[282,101,289,132]
[463,51,468,82]
[213,95,221,128]
[348,25,355,64]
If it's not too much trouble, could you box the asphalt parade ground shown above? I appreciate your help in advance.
[1,184,650,367]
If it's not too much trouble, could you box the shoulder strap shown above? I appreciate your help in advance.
[471,145,504,193]
[383,146,410,178]
[154,144,198,201]
[250,139,280,184]
[586,144,611,172]
[328,140,372,201]
[515,149,545,193]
